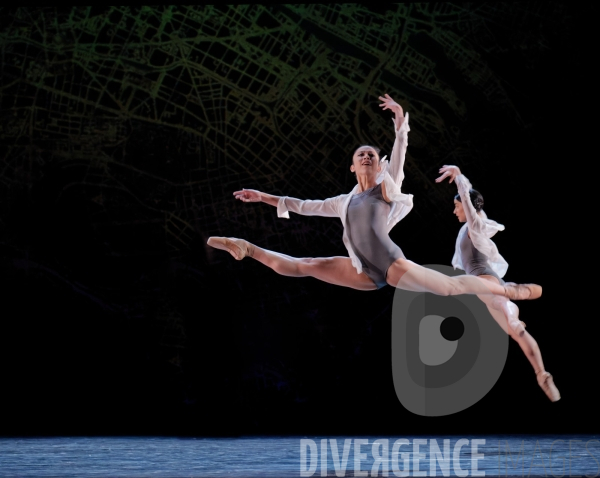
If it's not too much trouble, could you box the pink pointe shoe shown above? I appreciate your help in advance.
[207,236,254,260]
[503,282,542,301]
[537,371,561,402]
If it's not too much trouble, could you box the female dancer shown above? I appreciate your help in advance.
[208,94,541,305]
[436,164,560,401]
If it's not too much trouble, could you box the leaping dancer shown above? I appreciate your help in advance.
[436,164,559,401]
[208,95,541,311]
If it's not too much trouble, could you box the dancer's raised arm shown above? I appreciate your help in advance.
[233,188,343,219]
[436,165,482,230]
[436,165,505,233]
[378,94,409,189]
[436,164,507,276]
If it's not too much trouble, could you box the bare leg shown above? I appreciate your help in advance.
[479,294,544,374]
[386,258,540,300]
[252,247,377,290]
[208,236,376,291]
[477,276,560,402]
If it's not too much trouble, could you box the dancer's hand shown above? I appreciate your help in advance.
[435,165,461,184]
[378,93,404,130]
[378,94,403,115]
[234,188,262,202]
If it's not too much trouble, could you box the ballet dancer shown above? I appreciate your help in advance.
[208,94,542,305]
[436,164,559,401]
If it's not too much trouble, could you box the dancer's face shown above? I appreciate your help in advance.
[351,147,381,178]
[453,199,467,222]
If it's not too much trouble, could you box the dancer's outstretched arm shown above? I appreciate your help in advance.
[436,165,481,229]
[233,188,279,207]
[436,165,506,272]
[378,94,410,196]
[233,188,344,219]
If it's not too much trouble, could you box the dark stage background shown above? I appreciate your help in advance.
[0,4,594,437]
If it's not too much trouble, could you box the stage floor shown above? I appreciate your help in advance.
[1,435,598,477]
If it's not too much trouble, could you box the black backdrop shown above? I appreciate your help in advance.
[0,4,596,436]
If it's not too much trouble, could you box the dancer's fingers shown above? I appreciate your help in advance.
[435,171,451,182]
[378,94,395,110]
[437,166,459,183]
[234,188,257,199]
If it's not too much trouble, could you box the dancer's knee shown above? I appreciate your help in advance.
[433,285,455,297]
[489,295,506,311]
[505,301,519,317]
[490,296,519,316]
[443,280,462,297]
[430,279,456,296]
[272,256,311,277]
[297,257,330,276]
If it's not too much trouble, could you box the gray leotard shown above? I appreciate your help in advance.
[460,228,504,284]
[346,183,405,289]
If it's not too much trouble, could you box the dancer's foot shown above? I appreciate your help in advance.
[503,282,542,300]
[537,371,561,402]
[509,319,526,338]
[207,236,254,260]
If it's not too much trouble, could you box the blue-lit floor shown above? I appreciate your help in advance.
[1,435,598,477]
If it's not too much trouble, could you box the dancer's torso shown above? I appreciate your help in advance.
[345,183,405,289]
[460,228,503,283]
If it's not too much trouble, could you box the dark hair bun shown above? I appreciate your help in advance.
[469,189,484,212]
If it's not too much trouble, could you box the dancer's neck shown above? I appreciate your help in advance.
[355,174,378,193]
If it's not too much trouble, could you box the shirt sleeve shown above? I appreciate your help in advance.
[455,174,504,237]
[378,112,410,188]
[455,173,508,277]
[276,195,343,219]
[377,113,413,225]
[455,174,483,233]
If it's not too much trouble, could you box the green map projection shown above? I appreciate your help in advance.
[1,4,570,240]
[0,4,574,372]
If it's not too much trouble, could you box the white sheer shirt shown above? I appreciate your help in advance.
[276,113,413,275]
[452,173,509,278]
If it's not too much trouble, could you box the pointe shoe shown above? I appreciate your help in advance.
[207,236,253,260]
[537,371,561,402]
[509,320,526,337]
[503,282,542,300]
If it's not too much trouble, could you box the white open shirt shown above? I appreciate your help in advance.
[452,173,509,278]
[276,113,414,275]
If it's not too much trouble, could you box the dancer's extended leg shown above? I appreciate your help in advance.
[481,295,560,401]
[479,294,543,373]
[476,277,560,402]
[385,258,541,300]
[488,294,526,337]
[207,236,376,291]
